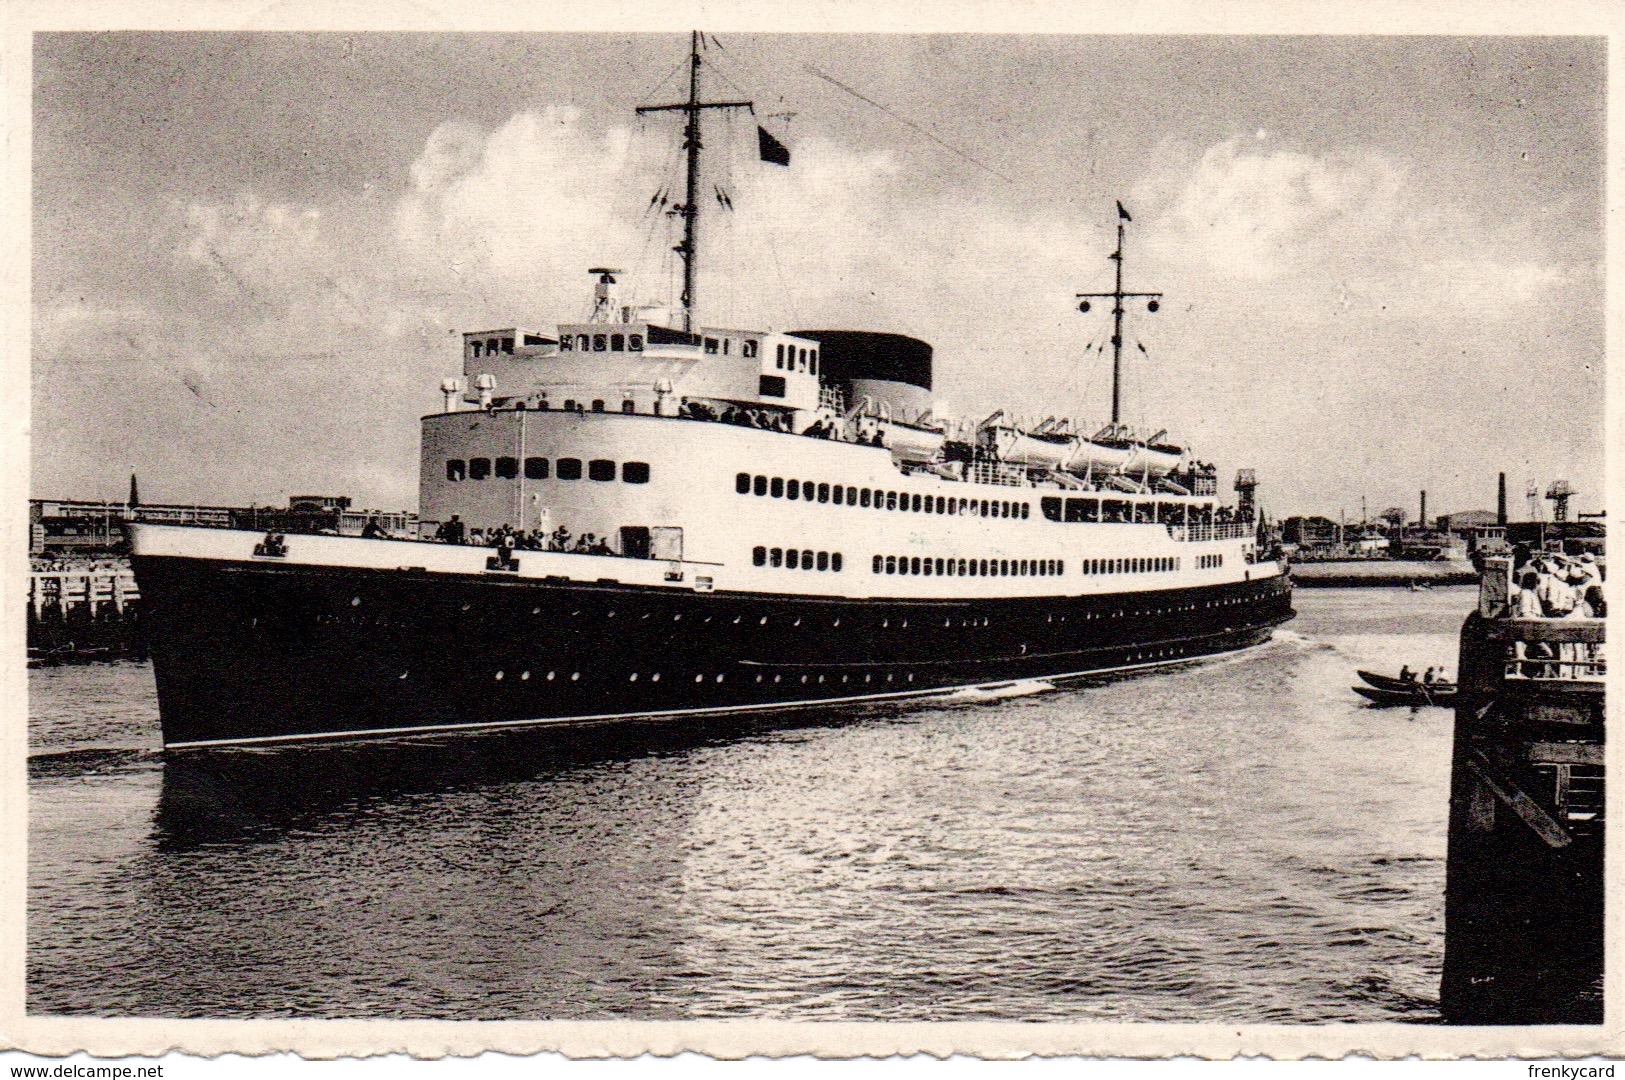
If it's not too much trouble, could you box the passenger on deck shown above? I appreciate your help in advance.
[1512,571,1544,619]
[1536,558,1579,618]
[1583,584,1606,619]
[361,516,386,539]
[436,515,465,545]
[549,527,571,552]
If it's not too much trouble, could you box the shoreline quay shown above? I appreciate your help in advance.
[1290,559,1477,588]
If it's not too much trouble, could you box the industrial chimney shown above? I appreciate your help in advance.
[1420,490,1428,530]
[1497,472,1508,526]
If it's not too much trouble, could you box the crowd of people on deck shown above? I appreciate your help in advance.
[432,515,617,556]
[1509,548,1605,620]
[681,398,793,431]
[1505,547,1605,679]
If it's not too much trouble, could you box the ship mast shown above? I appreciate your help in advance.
[1076,203,1162,427]
[636,32,754,333]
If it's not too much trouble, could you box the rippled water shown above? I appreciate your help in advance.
[28,587,1472,1021]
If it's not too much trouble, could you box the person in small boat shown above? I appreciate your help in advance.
[1422,667,1436,685]
[1398,665,1415,684]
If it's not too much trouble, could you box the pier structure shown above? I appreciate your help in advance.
[1440,554,1604,1024]
[27,566,144,662]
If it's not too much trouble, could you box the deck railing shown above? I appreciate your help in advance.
[1166,521,1254,542]
[966,461,1029,488]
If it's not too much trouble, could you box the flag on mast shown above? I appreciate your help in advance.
[757,126,791,166]
[1116,200,1131,221]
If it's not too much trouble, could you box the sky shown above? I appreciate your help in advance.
[31,32,1605,520]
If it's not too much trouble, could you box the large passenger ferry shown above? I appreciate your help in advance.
[132,34,1294,748]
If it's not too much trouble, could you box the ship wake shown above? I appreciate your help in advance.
[936,679,1056,703]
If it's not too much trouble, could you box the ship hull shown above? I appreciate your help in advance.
[134,551,1293,747]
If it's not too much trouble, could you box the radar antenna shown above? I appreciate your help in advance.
[1076,202,1162,426]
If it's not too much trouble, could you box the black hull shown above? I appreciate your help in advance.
[133,555,1294,747]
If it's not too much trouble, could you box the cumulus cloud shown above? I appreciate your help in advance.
[1130,136,1567,319]
[32,113,1597,514]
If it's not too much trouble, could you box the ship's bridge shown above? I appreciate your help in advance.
[459,322,824,416]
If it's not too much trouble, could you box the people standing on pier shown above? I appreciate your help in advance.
[1513,571,1543,619]
[1536,558,1579,618]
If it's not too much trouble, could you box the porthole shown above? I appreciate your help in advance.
[695,674,704,683]
[532,607,541,615]
[760,616,769,625]
[774,674,782,683]
[801,675,809,684]
[652,673,661,682]
[756,674,764,683]
[521,671,530,680]
[629,673,639,681]
[547,671,556,680]
[818,675,826,683]
[865,674,872,683]
[673,613,682,621]
[907,673,915,682]
[716,674,725,683]
[570,672,580,681]
[832,618,841,627]
[399,671,409,680]
[495,670,504,680]
[351,596,362,607]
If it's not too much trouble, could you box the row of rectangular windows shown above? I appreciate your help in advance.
[705,337,759,358]
[468,333,548,357]
[872,555,1064,577]
[775,343,818,373]
[736,473,1031,520]
[1197,553,1225,569]
[751,547,844,572]
[1041,495,1213,524]
[1083,556,1179,575]
[446,457,650,483]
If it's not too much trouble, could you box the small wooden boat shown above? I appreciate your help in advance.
[1352,682,1457,707]
[1357,669,1456,693]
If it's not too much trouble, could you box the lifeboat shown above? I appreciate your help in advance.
[877,419,948,462]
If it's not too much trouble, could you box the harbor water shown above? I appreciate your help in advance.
[29,587,1470,1021]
